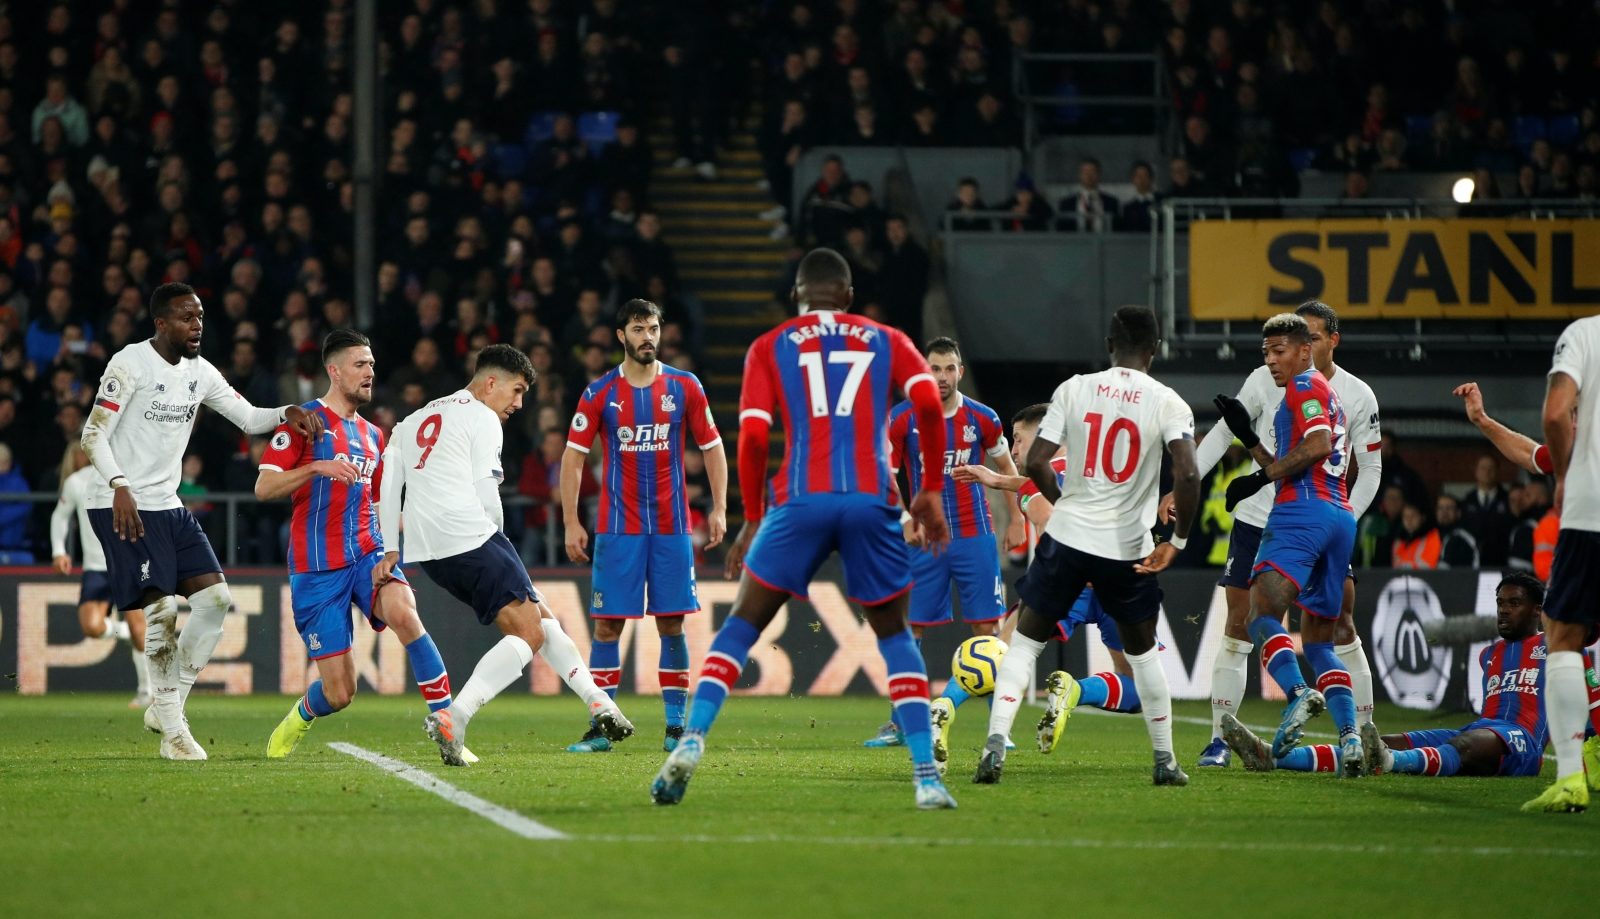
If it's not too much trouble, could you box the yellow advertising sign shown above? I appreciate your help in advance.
[1189,219,1600,319]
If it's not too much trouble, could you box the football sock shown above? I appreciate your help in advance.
[405,634,452,712]
[1390,743,1462,777]
[1336,638,1375,727]
[1305,641,1357,738]
[130,642,150,694]
[177,583,233,707]
[539,619,611,711]
[452,635,534,726]
[1079,672,1141,713]
[878,629,935,779]
[297,680,336,722]
[659,632,689,728]
[1277,744,1340,772]
[988,632,1046,742]
[1587,664,1600,737]
[686,615,761,738]
[1210,636,1252,738]
[941,680,972,710]
[1546,651,1589,779]
[1249,616,1308,697]
[142,596,181,734]
[1126,646,1173,756]
[589,638,621,703]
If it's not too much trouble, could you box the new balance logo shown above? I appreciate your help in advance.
[1001,695,1018,703]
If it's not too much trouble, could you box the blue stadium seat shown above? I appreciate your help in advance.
[494,143,528,180]
[578,111,620,153]
[1549,114,1580,147]
[1289,147,1317,172]
[523,111,561,148]
[1050,81,1083,127]
[1405,115,1432,147]
[1513,115,1546,153]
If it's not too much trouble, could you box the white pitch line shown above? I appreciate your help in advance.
[328,742,567,840]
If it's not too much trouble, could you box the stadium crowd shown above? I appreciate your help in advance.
[0,0,1597,565]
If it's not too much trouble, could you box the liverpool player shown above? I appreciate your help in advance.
[562,299,728,753]
[257,330,461,759]
[651,248,956,809]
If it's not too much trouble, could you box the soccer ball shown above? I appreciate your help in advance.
[950,635,1008,696]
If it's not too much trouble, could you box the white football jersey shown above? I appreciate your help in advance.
[386,389,504,561]
[1038,366,1195,560]
[50,464,111,571]
[1207,364,1382,528]
[83,341,280,511]
[1550,316,1600,532]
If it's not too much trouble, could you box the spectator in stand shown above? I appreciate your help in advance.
[1165,155,1208,198]
[799,154,854,246]
[1357,484,1404,568]
[32,73,89,148]
[1119,160,1163,232]
[946,176,991,231]
[998,176,1053,232]
[1374,432,1429,514]
[1507,479,1550,573]
[879,214,928,345]
[1391,504,1441,570]
[1532,496,1559,583]
[0,440,30,561]
[1460,454,1515,567]
[1434,494,1480,569]
[517,429,571,564]
[1059,157,1118,233]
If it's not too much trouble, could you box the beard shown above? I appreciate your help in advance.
[626,342,657,365]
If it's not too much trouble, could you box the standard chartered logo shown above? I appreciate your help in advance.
[1372,575,1452,709]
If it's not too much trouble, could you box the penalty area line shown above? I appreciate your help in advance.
[327,742,567,841]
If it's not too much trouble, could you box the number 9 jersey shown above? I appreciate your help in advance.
[1038,367,1194,561]
[384,389,505,562]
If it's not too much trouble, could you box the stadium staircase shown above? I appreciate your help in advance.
[649,110,788,527]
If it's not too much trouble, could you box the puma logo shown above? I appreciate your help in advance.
[608,401,624,411]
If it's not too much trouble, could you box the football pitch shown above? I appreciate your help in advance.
[2,694,1590,918]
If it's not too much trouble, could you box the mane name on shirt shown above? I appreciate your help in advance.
[1094,383,1143,404]
[787,318,878,346]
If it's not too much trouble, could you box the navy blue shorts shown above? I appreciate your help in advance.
[1544,529,1600,627]
[290,549,405,660]
[1401,719,1543,777]
[419,531,542,625]
[589,533,699,618]
[1218,521,1263,590]
[88,507,221,611]
[743,493,910,605]
[1016,535,1162,628]
[79,570,112,605]
[908,534,1006,627]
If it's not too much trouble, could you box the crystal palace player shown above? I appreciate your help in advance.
[1219,312,1364,774]
[376,345,633,766]
[651,248,957,809]
[81,283,324,760]
[562,299,728,753]
[257,331,462,760]
[1178,300,1381,768]
[862,337,1020,749]
[974,306,1200,787]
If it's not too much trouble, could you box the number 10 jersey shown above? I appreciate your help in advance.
[1037,367,1195,561]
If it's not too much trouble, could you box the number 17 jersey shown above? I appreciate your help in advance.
[1037,367,1194,561]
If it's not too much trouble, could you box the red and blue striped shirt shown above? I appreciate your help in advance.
[1272,369,1350,511]
[888,395,1006,538]
[1478,635,1549,748]
[567,365,720,535]
[259,401,384,575]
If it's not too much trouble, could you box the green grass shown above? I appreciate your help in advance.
[0,693,1592,918]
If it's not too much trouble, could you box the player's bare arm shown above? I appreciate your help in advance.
[702,441,729,548]
[989,445,1028,551]
[254,456,362,500]
[1455,382,1545,476]
[558,445,591,563]
[1542,371,1578,513]
[1024,434,1063,505]
[1261,428,1331,481]
[1138,435,1199,574]
[952,464,1025,491]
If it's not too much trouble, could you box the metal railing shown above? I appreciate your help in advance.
[1,491,566,568]
[1011,51,1170,150]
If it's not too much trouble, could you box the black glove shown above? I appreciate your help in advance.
[1213,394,1259,449]
[1224,469,1270,512]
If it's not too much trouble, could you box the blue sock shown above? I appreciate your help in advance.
[685,616,761,738]
[1304,641,1358,738]
[589,639,621,702]
[1078,672,1142,713]
[878,629,937,781]
[1276,744,1340,772]
[298,680,335,721]
[659,633,689,728]
[941,680,972,709]
[1249,617,1308,697]
[405,634,452,713]
[1391,744,1463,776]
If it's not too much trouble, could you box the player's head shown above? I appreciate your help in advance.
[615,298,662,366]
[1010,402,1049,469]
[1494,570,1544,639]
[322,328,375,406]
[1260,312,1313,386]
[151,281,203,359]
[791,247,853,314]
[1106,305,1159,365]
[925,337,963,403]
[471,343,536,421]
[1295,300,1340,372]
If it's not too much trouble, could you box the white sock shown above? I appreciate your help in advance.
[986,632,1046,741]
[538,618,612,711]
[177,584,232,707]
[1210,636,1252,739]
[453,635,534,726]
[142,596,182,734]
[92,616,130,641]
[1546,651,1589,779]
[1127,646,1173,757]
[1335,638,1375,727]
[130,642,150,694]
